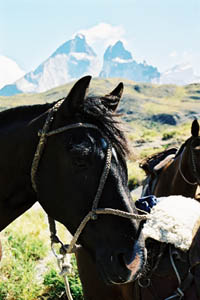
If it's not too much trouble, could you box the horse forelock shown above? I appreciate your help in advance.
[81,96,130,160]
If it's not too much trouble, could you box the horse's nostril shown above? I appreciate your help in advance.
[124,252,141,273]
[117,247,143,277]
[117,252,126,268]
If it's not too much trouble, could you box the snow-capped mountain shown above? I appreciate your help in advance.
[0,55,25,89]
[0,34,99,96]
[156,63,200,85]
[99,41,160,82]
[1,34,200,97]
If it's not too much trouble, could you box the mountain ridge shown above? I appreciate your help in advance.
[0,34,99,96]
[0,35,161,96]
[1,34,200,96]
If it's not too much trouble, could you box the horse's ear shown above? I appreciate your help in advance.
[102,82,124,112]
[60,75,92,115]
[191,119,199,137]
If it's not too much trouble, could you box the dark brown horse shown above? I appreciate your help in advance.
[75,119,200,299]
[142,119,200,199]
[0,76,146,286]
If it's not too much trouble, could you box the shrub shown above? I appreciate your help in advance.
[0,231,47,300]
[162,131,176,140]
[43,256,83,300]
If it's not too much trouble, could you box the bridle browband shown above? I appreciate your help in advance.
[30,99,148,299]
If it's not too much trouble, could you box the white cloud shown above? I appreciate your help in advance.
[167,50,200,76]
[169,51,178,58]
[182,50,193,62]
[74,23,127,57]
[0,55,25,89]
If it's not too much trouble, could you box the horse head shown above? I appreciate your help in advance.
[33,76,146,284]
[186,119,200,185]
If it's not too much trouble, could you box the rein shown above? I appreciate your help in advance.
[138,245,196,300]
[31,100,148,299]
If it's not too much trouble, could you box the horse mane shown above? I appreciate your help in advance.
[0,97,129,159]
[82,96,130,159]
[0,102,54,126]
[174,140,187,158]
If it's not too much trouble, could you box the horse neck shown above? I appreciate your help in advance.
[176,145,198,195]
[154,149,197,198]
[0,105,51,231]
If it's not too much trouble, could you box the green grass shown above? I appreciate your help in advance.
[41,257,83,300]
[0,207,83,300]
[126,119,195,189]
[0,227,47,299]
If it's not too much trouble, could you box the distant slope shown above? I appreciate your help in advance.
[1,78,200,127]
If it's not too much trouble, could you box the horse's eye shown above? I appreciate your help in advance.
[191,139,200,150]
[74,157,88,169]
[71,152,89,170]
[194,146,200,151]
[69,143,91,170]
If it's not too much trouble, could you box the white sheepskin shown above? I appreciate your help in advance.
[142,195,200,251]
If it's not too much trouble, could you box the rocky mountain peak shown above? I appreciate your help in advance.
[100,41,160,82]
[51,34,96,58]
[104,40,132,61]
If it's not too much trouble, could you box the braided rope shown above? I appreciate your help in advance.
[66,208,148,254]
[92,144,112,212]
[31,99,64,192]
[39,122,99,137]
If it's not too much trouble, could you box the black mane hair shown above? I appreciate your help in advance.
[0,102,54,126]
[82,96,129,159]
[0,97,129,159]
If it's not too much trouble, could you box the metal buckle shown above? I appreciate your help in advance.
[138,277,150,288]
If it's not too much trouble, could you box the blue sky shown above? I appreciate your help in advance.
[1,0,200,75]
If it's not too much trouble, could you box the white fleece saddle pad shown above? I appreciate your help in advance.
[142,196,200,251]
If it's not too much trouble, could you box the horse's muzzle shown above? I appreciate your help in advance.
[96,241,146,285]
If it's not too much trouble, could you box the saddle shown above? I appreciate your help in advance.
[139,148,177,176]
[136,196,200,299]
[139,148,177,197]
[137,241,200,300]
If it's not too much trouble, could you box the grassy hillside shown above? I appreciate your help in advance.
[1,78,199,125]
[0,78,200,299]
